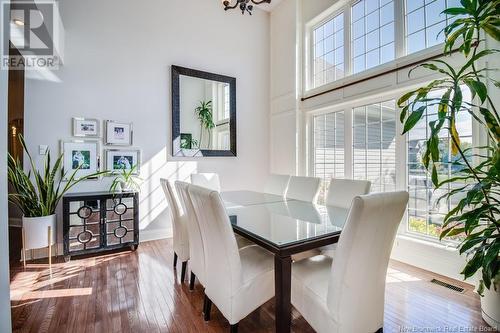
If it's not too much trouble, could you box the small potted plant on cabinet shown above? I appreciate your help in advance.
[109,165,141,193]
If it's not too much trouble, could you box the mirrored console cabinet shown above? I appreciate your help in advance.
[63,191,139,261]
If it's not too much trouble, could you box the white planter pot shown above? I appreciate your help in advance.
[481,286,500,330]
[22,214,57,250]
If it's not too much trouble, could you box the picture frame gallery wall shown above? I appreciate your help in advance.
[62,118,141,180]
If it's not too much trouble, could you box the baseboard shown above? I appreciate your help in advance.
[139,228,172,242]
[391,235,476,284]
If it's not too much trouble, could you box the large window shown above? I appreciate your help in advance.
[313,13,345,88]
[311,89,476,241]
[309,0,463,89]
[407,88,473,238]
[313,111,345,202]
[353,100,396,192]
[351,0,395,74]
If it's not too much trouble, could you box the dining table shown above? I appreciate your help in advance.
[221,190,349,333]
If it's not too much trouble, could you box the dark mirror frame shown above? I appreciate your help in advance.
[171,65,237,157]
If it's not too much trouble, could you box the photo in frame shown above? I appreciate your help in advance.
[61,140,100,180]
[105,149,141,174]
[73,117,100,137]
[105,120,133,145]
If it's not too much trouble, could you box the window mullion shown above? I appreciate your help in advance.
[394,0,405,58]
[344,4,352,77]
[344,108,353,179]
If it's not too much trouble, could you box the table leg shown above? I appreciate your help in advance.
[274,255,292,333]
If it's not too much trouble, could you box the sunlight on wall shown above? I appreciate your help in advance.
[138,146,197,231]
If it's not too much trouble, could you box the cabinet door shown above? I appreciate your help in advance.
[104,196,136,246]
[67,199,102,253]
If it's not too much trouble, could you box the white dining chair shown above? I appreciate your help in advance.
[160,179,189,282]
[320,178,371,258]
[191,173,221,192]
[291,191,409,333]
[187,184,275,332]
[175,181,206,290]
[286,176,321,203]
[325,178,371,208]
[264,173,291,196]
[176,181,256,292]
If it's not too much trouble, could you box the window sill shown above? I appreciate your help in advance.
[303,43,445,100]
[396,233,459,252]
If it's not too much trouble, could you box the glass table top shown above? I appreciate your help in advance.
[222,190,293,207]
[226,199,349,247]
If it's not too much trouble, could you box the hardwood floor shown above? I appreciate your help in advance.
[10,239,489,333]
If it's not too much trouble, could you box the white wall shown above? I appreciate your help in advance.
[25,0,270,242]
[270,0,299,175]
[0,4,12,331]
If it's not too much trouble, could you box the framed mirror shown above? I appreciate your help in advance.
[171,65,236,157]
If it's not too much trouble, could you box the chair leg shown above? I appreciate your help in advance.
[189,272,196,290]
[173,252,178,268]
[203,295,212,321]
[230,323,238,333]
[181,261,187,282]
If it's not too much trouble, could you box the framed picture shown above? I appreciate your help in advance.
[61,140,100,180]
[105,149,141,174]
[180,133,195,149]
[73,117,100,137]
[105,120,133,145]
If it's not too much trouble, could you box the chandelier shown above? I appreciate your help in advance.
[223,0,271,15]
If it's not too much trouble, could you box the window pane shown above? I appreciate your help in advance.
[406,0,458,54]
[380,2,394,26]
[353,100,396,193]
[407,31,425,54]
[353,37,365,57]
[426,0,446,26]
[380,43,395,63]
[407,8,424,34]
[380,23,394,46]
[313,13,344,88]
[351,0,395,74]
[352,1,364,22]
[366,29,380,51]
[314,111,346,204]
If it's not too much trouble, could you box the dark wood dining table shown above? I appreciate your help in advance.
[222,190,349,333]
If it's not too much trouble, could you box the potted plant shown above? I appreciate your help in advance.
[397,0,499,327]
[195,100,215,149]
[8,135,107,256]
[109,165,141,193]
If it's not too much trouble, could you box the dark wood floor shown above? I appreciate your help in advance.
[10,239,489,333]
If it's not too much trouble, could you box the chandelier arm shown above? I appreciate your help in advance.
[250,0,271,4]
[224,1,239,10]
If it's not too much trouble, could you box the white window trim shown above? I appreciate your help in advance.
[304,0,447,97]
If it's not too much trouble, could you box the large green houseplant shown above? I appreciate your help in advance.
[8,134,107,251]
[398,0,499,327]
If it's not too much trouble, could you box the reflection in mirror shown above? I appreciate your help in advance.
[180,76,230,151]
[172,66,236,157]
